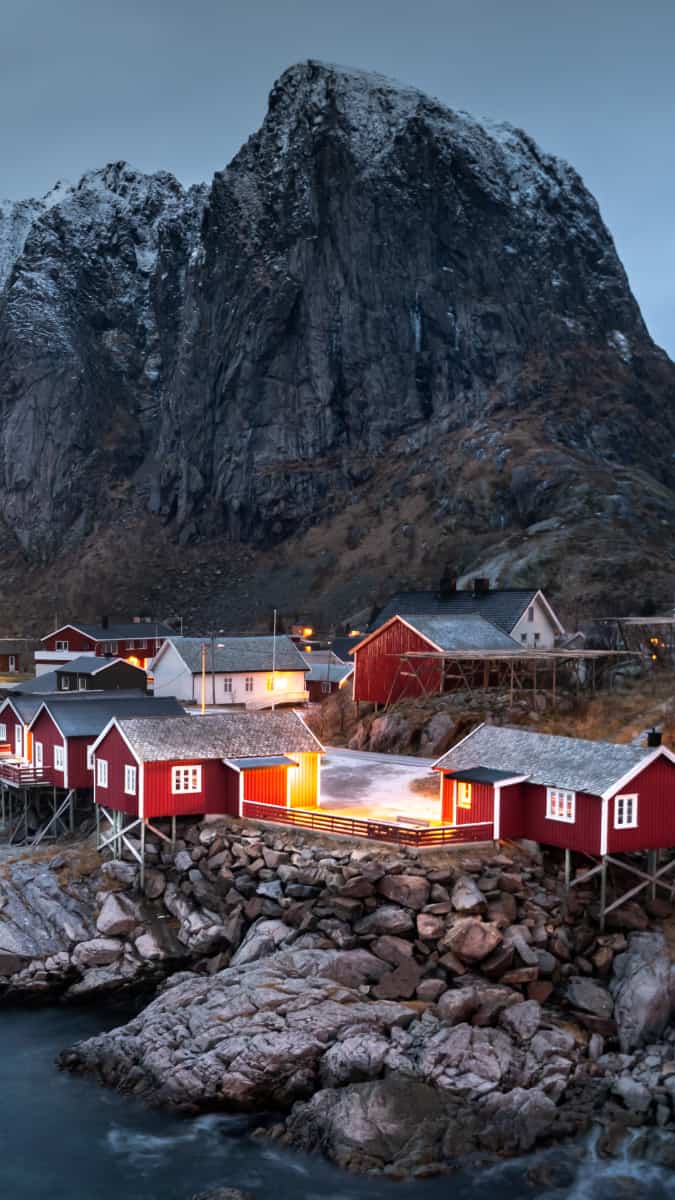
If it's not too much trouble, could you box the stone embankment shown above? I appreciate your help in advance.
[2,818,675,1174]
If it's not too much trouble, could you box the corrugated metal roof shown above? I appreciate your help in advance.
[166,636,308,674]
[39,696,185,737]
[371,590,541,635]
[435,724,652,796]
[116,711,322,762]
[230,755,298,769]
[305,662,354,683]
[403,614,521,652]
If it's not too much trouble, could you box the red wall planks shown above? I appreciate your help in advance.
[606,756,675,853]
[353,618,442,705]
[243,766,288,806]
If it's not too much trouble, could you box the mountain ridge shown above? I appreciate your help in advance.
[0,59,673,630]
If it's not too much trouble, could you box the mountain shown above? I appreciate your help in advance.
[0,60,673,632]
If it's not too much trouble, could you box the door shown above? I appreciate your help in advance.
[14,724,22,759]
[34,741,43,769]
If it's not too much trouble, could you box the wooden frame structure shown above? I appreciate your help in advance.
[95,806,178,887]
[0,774,76,848]
[598,616,675,659]
[380,648,640,710]
[564,847,675,930]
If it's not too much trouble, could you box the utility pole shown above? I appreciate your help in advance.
[211,633,216,706]
[200,641,206,714]
[271,608,277,711]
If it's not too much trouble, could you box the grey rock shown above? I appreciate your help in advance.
[377,874,430,911]
[451,876,486,914]
[499,1000,541,1042]
[96,893,140,937]
[354,906,415,937]
[71,938,123,969]
[566,976,613,1020]
[610,932,675,1052]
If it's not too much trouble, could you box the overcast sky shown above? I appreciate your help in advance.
[2,0,672,355]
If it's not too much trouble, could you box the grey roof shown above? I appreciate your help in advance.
[2,694,44,721]
[371,589,544,635]
[230,756,298,769]
[0,638,40,653]
[116,711,323,762]
[305,661,354,683]
[56,656,143,676]
[443,767,520,783]
[394,614,521,652]
[166,635,309,674]
[330,636,362,662]
[46,621,174,642]
[10,671,61,694]
[435,724,654,796]
[36,696,185,737]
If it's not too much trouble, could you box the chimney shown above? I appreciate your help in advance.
[647,728,662,748]
[472,577,490,594]
[101,615,109,630]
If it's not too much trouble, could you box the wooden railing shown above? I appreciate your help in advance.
[0,761,52,787]
[241,802,493,847]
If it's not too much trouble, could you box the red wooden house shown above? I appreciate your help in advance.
[352,614,521,705]
[90,710,324,824]
[36,619,174,675]
[0,695,42,760]
[433,724,675,855]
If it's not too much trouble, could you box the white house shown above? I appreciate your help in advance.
[150,636,309,708]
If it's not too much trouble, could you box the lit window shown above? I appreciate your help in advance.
[0,723,6,741]
[614,793,638,829]
[55,640,69,651]
[124,765,137,795]
[457,781,473,809]
[546,787,576,823]
[223,677,233,693]
[86,744,95,770]
[54,745,65,772]
[97,758,108,788]
[172,765,201,793]
[245,676,254,692]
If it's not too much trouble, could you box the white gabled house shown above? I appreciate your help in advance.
[151,636,309,708]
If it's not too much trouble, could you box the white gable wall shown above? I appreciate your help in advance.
[150,642,194,700]
[191,669,308,708]
[510,594,561,649]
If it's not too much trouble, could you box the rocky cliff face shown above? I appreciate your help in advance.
[0,61,673,627]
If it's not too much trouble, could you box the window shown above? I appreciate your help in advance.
[456,781,473,810]
[8,655,16,672]
[124,765,137,795]
[78,677,87,690]
[546,787,576,823]
[0,723,6,741]
[527,607,534,622]
[137,639,146,650]
[14,725,22,757]
[223,677,233,693]
[172,765,201,793]
[34,742,43,768]
[54,745,65,772]
[97,758,108,788]
[534,632,540,643]
[102,640,118,655]
[244,676,254,693]
[321,680,331,694]
[86,744,95,770]
[266,676,275,692]
[614,793,638,829]
[520,633,527,643]
[55,639,69,651]
[60,675,71,690]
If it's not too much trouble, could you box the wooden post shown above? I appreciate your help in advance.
[201,642,207,714]
[552,658,557,707]
[564,848,571,889]
[140,820,146,891]
[648,849,657,900]
[599,857,607,931]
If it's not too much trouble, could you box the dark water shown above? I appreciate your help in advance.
[1,1006,674,1200]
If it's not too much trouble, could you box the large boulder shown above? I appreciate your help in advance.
[354,906,415,937]
[450,876,485,914]
[378,873,430,911]
[440,918,502,963]
[96,893,140,937]
[610,931,675,1051]
[71,938,123,969]
[566,976,613,1020]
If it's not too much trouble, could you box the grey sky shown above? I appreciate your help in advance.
[1,0,673,354]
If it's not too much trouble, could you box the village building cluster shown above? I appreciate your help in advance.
[0,577,673,911]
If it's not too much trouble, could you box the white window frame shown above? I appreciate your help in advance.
[60,675,71,690]
[34,741,43,768]
[172,765,201,794]
[223,677,233,693]
[54,745,65,772]
[124,765,137,796]
[0,722,6,742]
[614,793,638,830]
[55,639,69,651]
[97,758,108,788]
[321,680,331,694]
[244,676,254,693]
[546,787,576,823]
[14,725,22,757]
[136,639,146,650]
[8,655,16,672]
[86,744,95,770]
[78,677,87,690]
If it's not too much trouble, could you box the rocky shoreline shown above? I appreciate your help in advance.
[2,819,675,1177]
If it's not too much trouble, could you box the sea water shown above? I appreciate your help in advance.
[1,1006,674,1200]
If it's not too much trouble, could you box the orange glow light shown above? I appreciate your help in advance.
[302,627,313,637]
[127,656,140,667]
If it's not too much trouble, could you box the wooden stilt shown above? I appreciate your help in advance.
[599,857,607,931]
